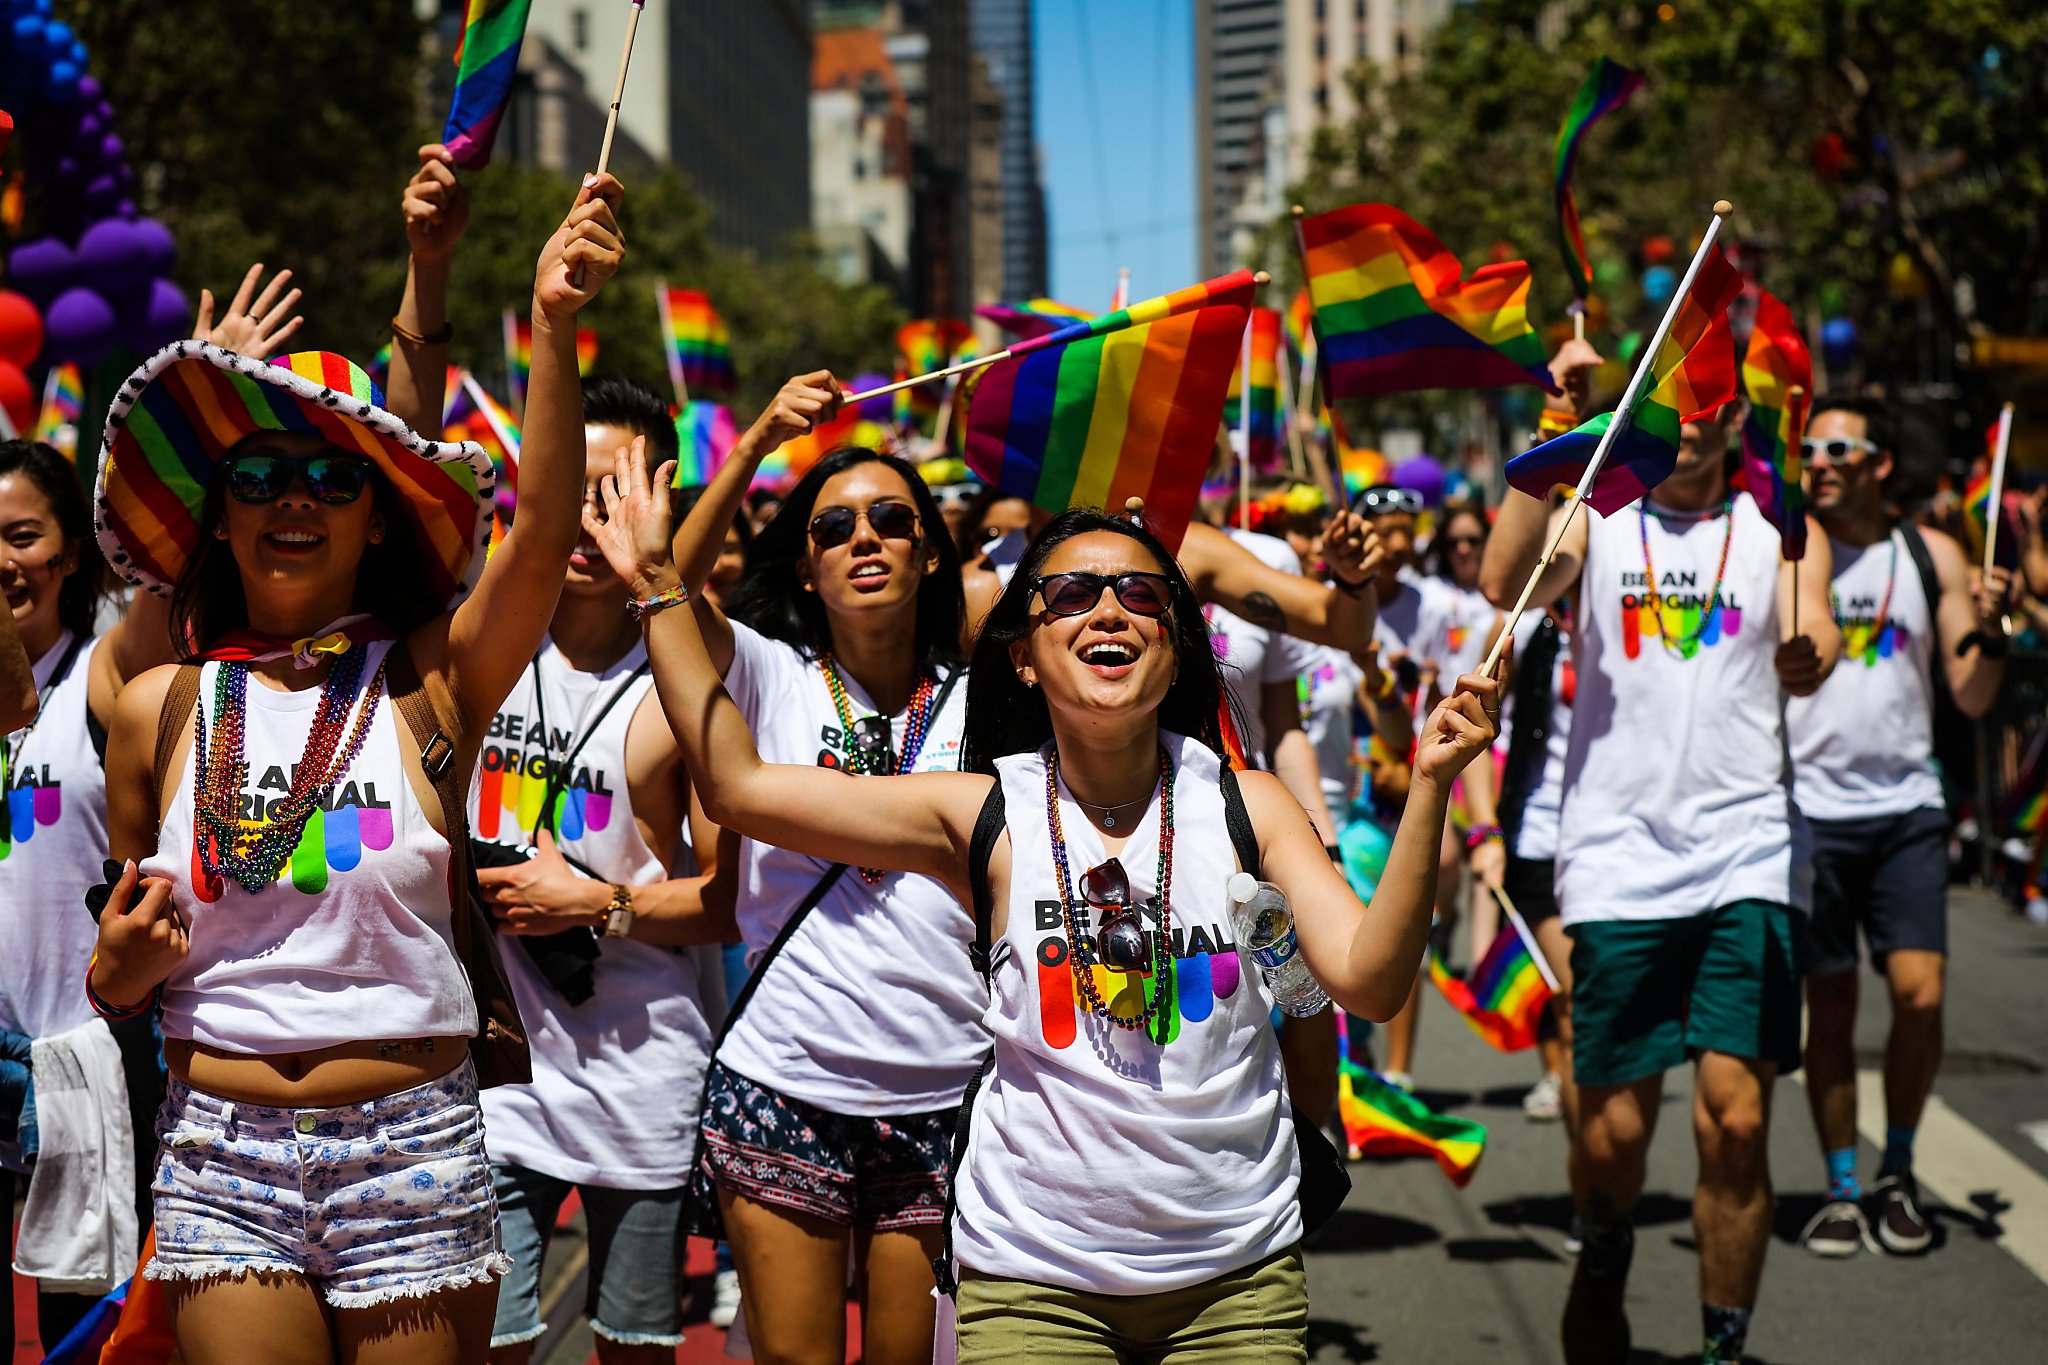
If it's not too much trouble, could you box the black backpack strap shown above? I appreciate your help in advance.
[1894,521,1950,669]
[1218,762,1262,878]
[931,1050,995,1297]
[710,861,848,1052]
[966,780,1006,981]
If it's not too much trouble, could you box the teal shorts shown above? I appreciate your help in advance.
[1568,900,1806,1089]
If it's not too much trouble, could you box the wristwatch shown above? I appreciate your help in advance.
[603,883,635,938]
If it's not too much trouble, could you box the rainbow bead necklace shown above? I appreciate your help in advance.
[1044,746,1175,1032]
[1637,496,1735,658]
[819,655,938,884]
[1830,535,1899,666]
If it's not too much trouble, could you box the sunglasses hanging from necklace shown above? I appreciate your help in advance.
[1044,746,1175,1034]
[820,656,938,883]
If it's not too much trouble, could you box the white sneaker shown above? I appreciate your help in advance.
[1523,1072,1563,1122]
[1382,1070,1414,1093]
[710,1268,741,1329]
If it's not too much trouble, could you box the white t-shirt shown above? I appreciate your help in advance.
[953,734,1301,1294]
[1297,645,1364,816]
[1373,570,1452,669]
[1556,494,1811,924]
[1437,582,1497,681]
[715,622,988,1114]
[1201,529,1315,764]
[0,633,106,1042]
[1786,530,1945,821]
[472,640,717,1189]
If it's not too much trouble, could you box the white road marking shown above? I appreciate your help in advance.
[1853,1070,2048,1285]
[2019,1120,2048,1158]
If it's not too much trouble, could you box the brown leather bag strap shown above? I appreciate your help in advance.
[152,664,203,809]
[381,641,468,864]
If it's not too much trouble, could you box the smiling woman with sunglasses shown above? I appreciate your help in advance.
[80,175,627,1365]
[650,375,980,1365]
[589,445,1500,1363]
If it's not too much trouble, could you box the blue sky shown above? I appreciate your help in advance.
[1034,0,1196,306]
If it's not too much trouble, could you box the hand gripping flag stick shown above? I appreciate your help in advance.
[572,0,645,289]
[1480,200,1735,678]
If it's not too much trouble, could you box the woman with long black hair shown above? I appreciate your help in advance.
[587,443,1499,1364]
[658,377,984,1365]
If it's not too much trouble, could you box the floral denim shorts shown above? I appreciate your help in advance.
[699,1060,953,1230]
[146,1058,511,1308]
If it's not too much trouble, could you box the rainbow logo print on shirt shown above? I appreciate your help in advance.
[477,712,616,843]
[1618,570,1744,661]
[1835,594,1910,668]
[0,761,61,860]
[191,769,394,900]
[1028,894,1243,1048]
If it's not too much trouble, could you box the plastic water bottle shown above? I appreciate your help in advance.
[1228,873,1330,1016]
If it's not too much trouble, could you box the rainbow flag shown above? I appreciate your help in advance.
[1283,287,1315,367]
[770,407,894,487]
[442,0,535,171]
[504,312,598,409]
[33,362,84,458]
[965,271,1257,550]
[1426,925,1553,1052]
[672,400,738,487]
[1225,307,1285,471]
[659,286,736,396]
[367,341,393,387]
[445,368,522,511]
[977,297,1094,342]
[1298,203,1558,399]
[1505,248,1741,515]
[1740,289,1813,559]
[1337,1057,1486,1187]
[1554,57,1646,300]
[896,318,974,419]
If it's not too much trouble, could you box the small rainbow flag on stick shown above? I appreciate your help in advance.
[657,285,735,400]
[672,401,738,487]
[443,0,536,171]
[33,363,84,459]
[1336,1056,1487,1187]
[1554,57,1646,300]
[1282,287,1315,368]
[897,319,975,419]
[503,312,598,411]
[446,369,522,513]
[1295,203,1559,400]
[964,270,1257,550]
[1505,242,1741,515]
[1225,307,1284,471]
[976,297,1094,341]
[1739,289,1813,560]
[1426,915,1554,1052]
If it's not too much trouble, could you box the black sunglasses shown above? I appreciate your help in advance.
[1031,571,1172,619]
[849,714,896,774]
[809,499,919,550]
[1079,857,1149,972]
[1354,486,1422,516]
[221,452,373,506]
[1441,533,1485,548]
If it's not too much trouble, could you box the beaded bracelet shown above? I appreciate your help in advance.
[390,315,454,346]
[84,955,160,1022]
[628,581,691,621]
[1464,823,1504,851]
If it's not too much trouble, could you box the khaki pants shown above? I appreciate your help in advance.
[956,1246,1307,1364]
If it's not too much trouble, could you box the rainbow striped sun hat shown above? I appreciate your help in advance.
[93,342,495,610]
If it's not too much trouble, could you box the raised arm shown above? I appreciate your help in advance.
[436,174,625,741]
[1924,523,2006,718]
[1181,514,1379,650]
[1258,672,1500,1020]
[190,262,304,360]
[668,373,845,678]
[86,590,177,730]
[586,438,990,901]
[384,143,469,437]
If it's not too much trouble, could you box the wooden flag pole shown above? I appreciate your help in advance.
[1288,205,1352,513]
[1278,345,1307,479]
[1480,200,1735,678]
[1984,401,2015,576]
[461,370,522,459]
[572,0,645,288]
[1237,317,1253,528]
[1113,267,1131,311]
[654,279,689,410]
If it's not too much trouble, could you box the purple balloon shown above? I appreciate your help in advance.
[75,111,104,143]
[82,174,122,215]
[5,237,76,306]
[44,285,118,367]
[851,373,894,422]
[116,199,138,219]
[76,218,152,293]
[131,219,176,275]
[77,74,100,103]
[54,154,79,182]
[1391,454,1447,509]
[98,132,124,162]
[118,277,190,355]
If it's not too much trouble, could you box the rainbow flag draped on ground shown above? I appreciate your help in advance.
[442,0,535,170]
[1225,307,1284,470]
[1298,203,1558,399]
[672,400,738,487]
[977,297,1093,341]
[658,286,735,396]
[896,318,974,421]
[1505,248,1741,515]
[1554,57,1646,300]
[1740,289,1813,559]
[1426,926,1553,1052]
[965,270,1256,550]
[1336,1054,1487,1187]
[33,362,83,458]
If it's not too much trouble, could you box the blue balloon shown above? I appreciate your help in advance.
[1641,263,1678,307]
[1821,316,1858,368]
[47,56,79,100]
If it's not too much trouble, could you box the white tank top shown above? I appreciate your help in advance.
[472,639,716,1188]
[1786,531,1944,821]
[716,622,987,1115]
[0,633,107,1041]
[143,640,475,1052]
[1557,493,1811,924]
[953,734,1302,1295]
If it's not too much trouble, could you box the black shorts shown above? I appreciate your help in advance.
[1503,855,1559,926]
[1806,807,1950,976]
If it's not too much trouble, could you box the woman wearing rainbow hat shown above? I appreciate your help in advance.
[81,175,626,1364]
